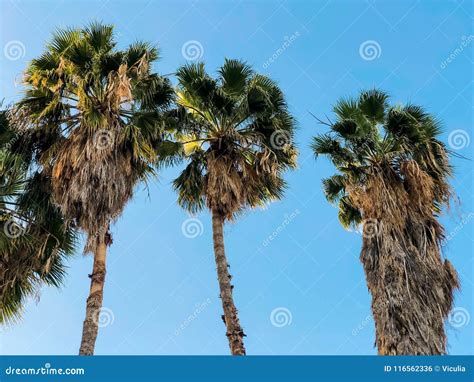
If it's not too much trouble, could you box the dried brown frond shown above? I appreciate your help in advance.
[206,151,246,219]
[51,123,134,253]
[352,161,459,355]
[362,216,459,354]
[348,165,408,234]
[400,160,435,215]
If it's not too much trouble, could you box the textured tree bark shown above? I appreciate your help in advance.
[211,208,246,355]
[78,232,109,355]
[360,219,458,355]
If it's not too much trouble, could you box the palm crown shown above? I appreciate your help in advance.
[0,108,76,323]
[14,22,174,250]
[312,89,452,229]
[312,90,458,355]
[173,59,297,219]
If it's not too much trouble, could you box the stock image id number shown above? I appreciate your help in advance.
[384,365,433,373]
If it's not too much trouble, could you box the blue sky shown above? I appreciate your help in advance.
[0,0,472,355]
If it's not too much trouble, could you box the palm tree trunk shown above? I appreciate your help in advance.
[79,232,109,355]
[211,208,246,355]
[360,219,459,355]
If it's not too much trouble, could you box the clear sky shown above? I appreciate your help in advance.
[0,0,472,355]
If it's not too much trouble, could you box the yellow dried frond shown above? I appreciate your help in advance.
[183,141,200,155]
[29,72,41,87]
[176,91,193,109]
[56,56,68,77]
[50,79,64,92]
[136,54,149,75]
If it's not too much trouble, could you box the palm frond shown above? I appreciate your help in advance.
[218,58,253,96]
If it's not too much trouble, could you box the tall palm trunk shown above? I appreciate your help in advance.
[211,208,246,355]
[360,218,459,355]
[79,230,110,355]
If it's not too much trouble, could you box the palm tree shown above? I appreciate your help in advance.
[312,90,459,355]
[14,23,174,354]
[0,107,77,324]
[172,59,297,355]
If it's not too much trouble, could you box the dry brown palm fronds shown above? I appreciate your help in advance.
[348,166,408,237]
[105,64,133,111]
[400,160,435,216]
[354,161,459,355]
[362,216,459,355]
[206,152,246,219]
[51,123,135,253]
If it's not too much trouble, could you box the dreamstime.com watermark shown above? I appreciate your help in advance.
[448,307,470,329]
[359,40,381,61]
[4,363,84,376]
[440,212,474,247]
[262,31,300,69]
[174,298,212,336]
[360,218,380,239]
[2,217,29,239]
[181,40,204,61]
[93,307,115,328]
[448,129,470,150]
[3,40,26,61]
[352,314,373,336]
[270,307,293,328]
[93,129,115,150]
[181,217,204,239]
[440,35,474,69]
[270,129,292,150]
[262,209,300,247]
